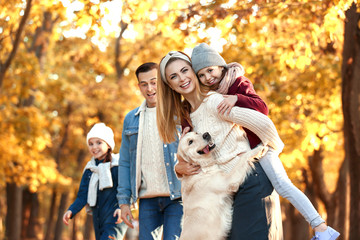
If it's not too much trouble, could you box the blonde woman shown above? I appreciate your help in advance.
[156,51,283,239]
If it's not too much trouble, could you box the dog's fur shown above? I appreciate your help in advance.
[178,132,266,240]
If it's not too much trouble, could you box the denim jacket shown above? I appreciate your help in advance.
[117,101,181,206]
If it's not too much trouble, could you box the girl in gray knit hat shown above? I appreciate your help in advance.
[190,43,339,240]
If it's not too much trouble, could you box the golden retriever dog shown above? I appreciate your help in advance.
[178,131,266,240]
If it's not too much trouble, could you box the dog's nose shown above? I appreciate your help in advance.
[203,132,211,141]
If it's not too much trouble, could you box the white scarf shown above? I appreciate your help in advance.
[84,153,119,207]
[217,62,245,94]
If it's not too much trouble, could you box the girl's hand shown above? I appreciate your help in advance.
[175,155,201,176]
[63,210,72,225]
[217,95,238,115]
[113,208,122,224]
[120,205,135,229]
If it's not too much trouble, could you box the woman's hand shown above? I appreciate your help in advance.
[120,204,135,228]
[217,95,237,115]
[175,154,201,176]
[62,210,72,225]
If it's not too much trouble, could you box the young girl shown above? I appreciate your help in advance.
[157,51,284,239]
[63,123,127,240]
[187,42,340,240]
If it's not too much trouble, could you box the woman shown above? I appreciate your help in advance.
[156,51,283,239]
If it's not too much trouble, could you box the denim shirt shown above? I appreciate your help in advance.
[117,101,181,206]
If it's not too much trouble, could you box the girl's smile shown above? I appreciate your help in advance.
[197,66,224,87]
[88,137,110,160]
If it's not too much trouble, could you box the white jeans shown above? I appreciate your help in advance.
[259,148,325,229]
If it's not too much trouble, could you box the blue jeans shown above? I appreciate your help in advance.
[139,197,183,240]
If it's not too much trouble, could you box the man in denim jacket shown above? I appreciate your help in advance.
[116,62,182,240]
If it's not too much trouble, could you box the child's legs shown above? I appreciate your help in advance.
[139,198,164,240]
[161,197,183,240]
[259,148,325,228]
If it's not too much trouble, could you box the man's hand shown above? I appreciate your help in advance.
[120,204,135,228]
[217,95,237,115]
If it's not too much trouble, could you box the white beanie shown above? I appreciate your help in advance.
[191,43,227,74]
[86,123,115,150]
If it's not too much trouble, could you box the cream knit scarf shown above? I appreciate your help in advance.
[84,153,119,207]
[217,62,245,94]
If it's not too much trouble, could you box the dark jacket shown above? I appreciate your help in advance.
[68,159,127,240]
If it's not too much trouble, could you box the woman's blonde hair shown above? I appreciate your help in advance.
[156,51,205,143]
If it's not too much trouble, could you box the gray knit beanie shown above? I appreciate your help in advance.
[191,43,227,74]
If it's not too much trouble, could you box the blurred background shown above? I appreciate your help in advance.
[0,0,359,239]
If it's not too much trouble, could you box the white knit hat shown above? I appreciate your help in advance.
[86,123,115,150]
[191,43,227,74]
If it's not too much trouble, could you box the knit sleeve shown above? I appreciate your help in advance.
[206,93,284,152]
[68,169,92,217]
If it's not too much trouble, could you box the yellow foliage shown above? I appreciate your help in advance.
[0,2,348,229]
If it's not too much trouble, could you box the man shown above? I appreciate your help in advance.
[115,62,182,240]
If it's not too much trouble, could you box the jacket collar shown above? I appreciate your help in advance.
[135,100,148,116]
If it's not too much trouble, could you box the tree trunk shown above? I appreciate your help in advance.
[6,183,23,240]
[21,188,40,239]
[342,3,360,240]
[334,159,350,240]
[72,216,77,240]
[30,11,55,71]
[283,203,309,240]
[44,190,58,240]
[21,188,31,238]
[54,192,68,240]
[308,147,338,224]
[27,192,40,238]
[0,0,32,88]
[115,20,128,82]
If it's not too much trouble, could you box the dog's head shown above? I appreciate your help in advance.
[178,131,216,167]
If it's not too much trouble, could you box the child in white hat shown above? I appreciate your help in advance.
[189,42,339,240]
[63,123,127,240]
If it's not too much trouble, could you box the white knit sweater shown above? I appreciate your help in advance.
[190,92,284,172]
[139,107,170,198]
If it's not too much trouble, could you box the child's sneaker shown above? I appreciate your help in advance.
[311,226,340,240]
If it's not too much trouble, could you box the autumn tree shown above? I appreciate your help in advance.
[0,0,357,239]
[342,3,360,239]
